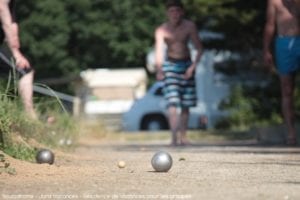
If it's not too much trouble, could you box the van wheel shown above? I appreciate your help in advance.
[141,115,169,131]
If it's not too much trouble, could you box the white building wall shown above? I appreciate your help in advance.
[195,50,230,127]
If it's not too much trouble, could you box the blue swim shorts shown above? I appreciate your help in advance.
[162,58,197,108]
[275,36,300,75]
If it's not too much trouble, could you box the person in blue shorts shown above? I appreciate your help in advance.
[155,0,203,146]
[264,0,300,145]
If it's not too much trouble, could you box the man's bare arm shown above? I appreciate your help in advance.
[184,22,202,79]
[0,0,19,49]
[0,1,30,69]
[263,0,276,66]
[10,22,30,68]
[155,27,165,80]
[189,22,203,68]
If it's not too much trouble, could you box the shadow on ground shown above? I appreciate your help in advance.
[79,138,300,155]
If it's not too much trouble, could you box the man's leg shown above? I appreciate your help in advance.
[168,106,179,146]
[179,107,190,145]
[280,74,297,144]
[18,70,37,119]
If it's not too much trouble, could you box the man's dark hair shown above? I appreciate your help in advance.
[166,0,184,9]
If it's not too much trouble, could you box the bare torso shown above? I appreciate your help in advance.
[274,0,300,36]
[160,19,193,59]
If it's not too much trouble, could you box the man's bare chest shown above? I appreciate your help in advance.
[164,30,189,44]
[278,0,300,18]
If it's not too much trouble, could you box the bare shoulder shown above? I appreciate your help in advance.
[182,19,197,33]
[1,0,10,6]
[183,19,197,29]
[0,0,9,9]
[269,0,280,7]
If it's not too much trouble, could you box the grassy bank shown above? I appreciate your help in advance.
[0,80,79,163]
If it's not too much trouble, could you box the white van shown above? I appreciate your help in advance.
[122,81,208,131]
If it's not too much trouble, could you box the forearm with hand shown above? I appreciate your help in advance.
[184,49,202,79]
[9,23,30,69]
[155,62,164,81]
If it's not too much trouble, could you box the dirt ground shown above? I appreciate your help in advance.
[1,132,300,200]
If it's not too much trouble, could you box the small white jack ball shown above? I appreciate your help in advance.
[151,151,173,172]
[118,161,126,168]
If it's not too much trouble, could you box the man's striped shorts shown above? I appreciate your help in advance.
[162,58,197,108]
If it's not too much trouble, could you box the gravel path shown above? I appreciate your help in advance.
[1,135,300,200]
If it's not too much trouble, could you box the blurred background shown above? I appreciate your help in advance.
[11,0,300,132]
[17,0,265,80]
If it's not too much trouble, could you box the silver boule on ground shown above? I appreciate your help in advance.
[151,151,173,172]
[36,149,55,165]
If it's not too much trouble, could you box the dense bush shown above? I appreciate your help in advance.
[214,73,300,131]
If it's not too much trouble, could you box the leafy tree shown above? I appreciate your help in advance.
[17,0,71,78]
[15,0,267,79]
[184,0,267,50]
[216,80,283,130]
[16,0,166,80]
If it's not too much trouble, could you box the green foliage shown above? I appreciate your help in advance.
[16,0,166,81]
[184,0,266,50]
[0,77,78,162]
[1,144,35,162]
[18,0,71,79]
[13,1,279,133]
[216,78,283,131]
[14,0,266,82]
[0,153,16,175]
[0,89,37,161]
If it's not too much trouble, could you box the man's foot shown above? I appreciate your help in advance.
[169,142,178,147]
[169,139,178,146]
[179,137,191,146]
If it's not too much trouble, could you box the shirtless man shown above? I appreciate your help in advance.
[263,0,300,145]
[0,0,37,119]
[155,0,202,146]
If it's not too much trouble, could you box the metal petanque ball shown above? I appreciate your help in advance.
[36,149,55,165]
[151,151,173,172]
